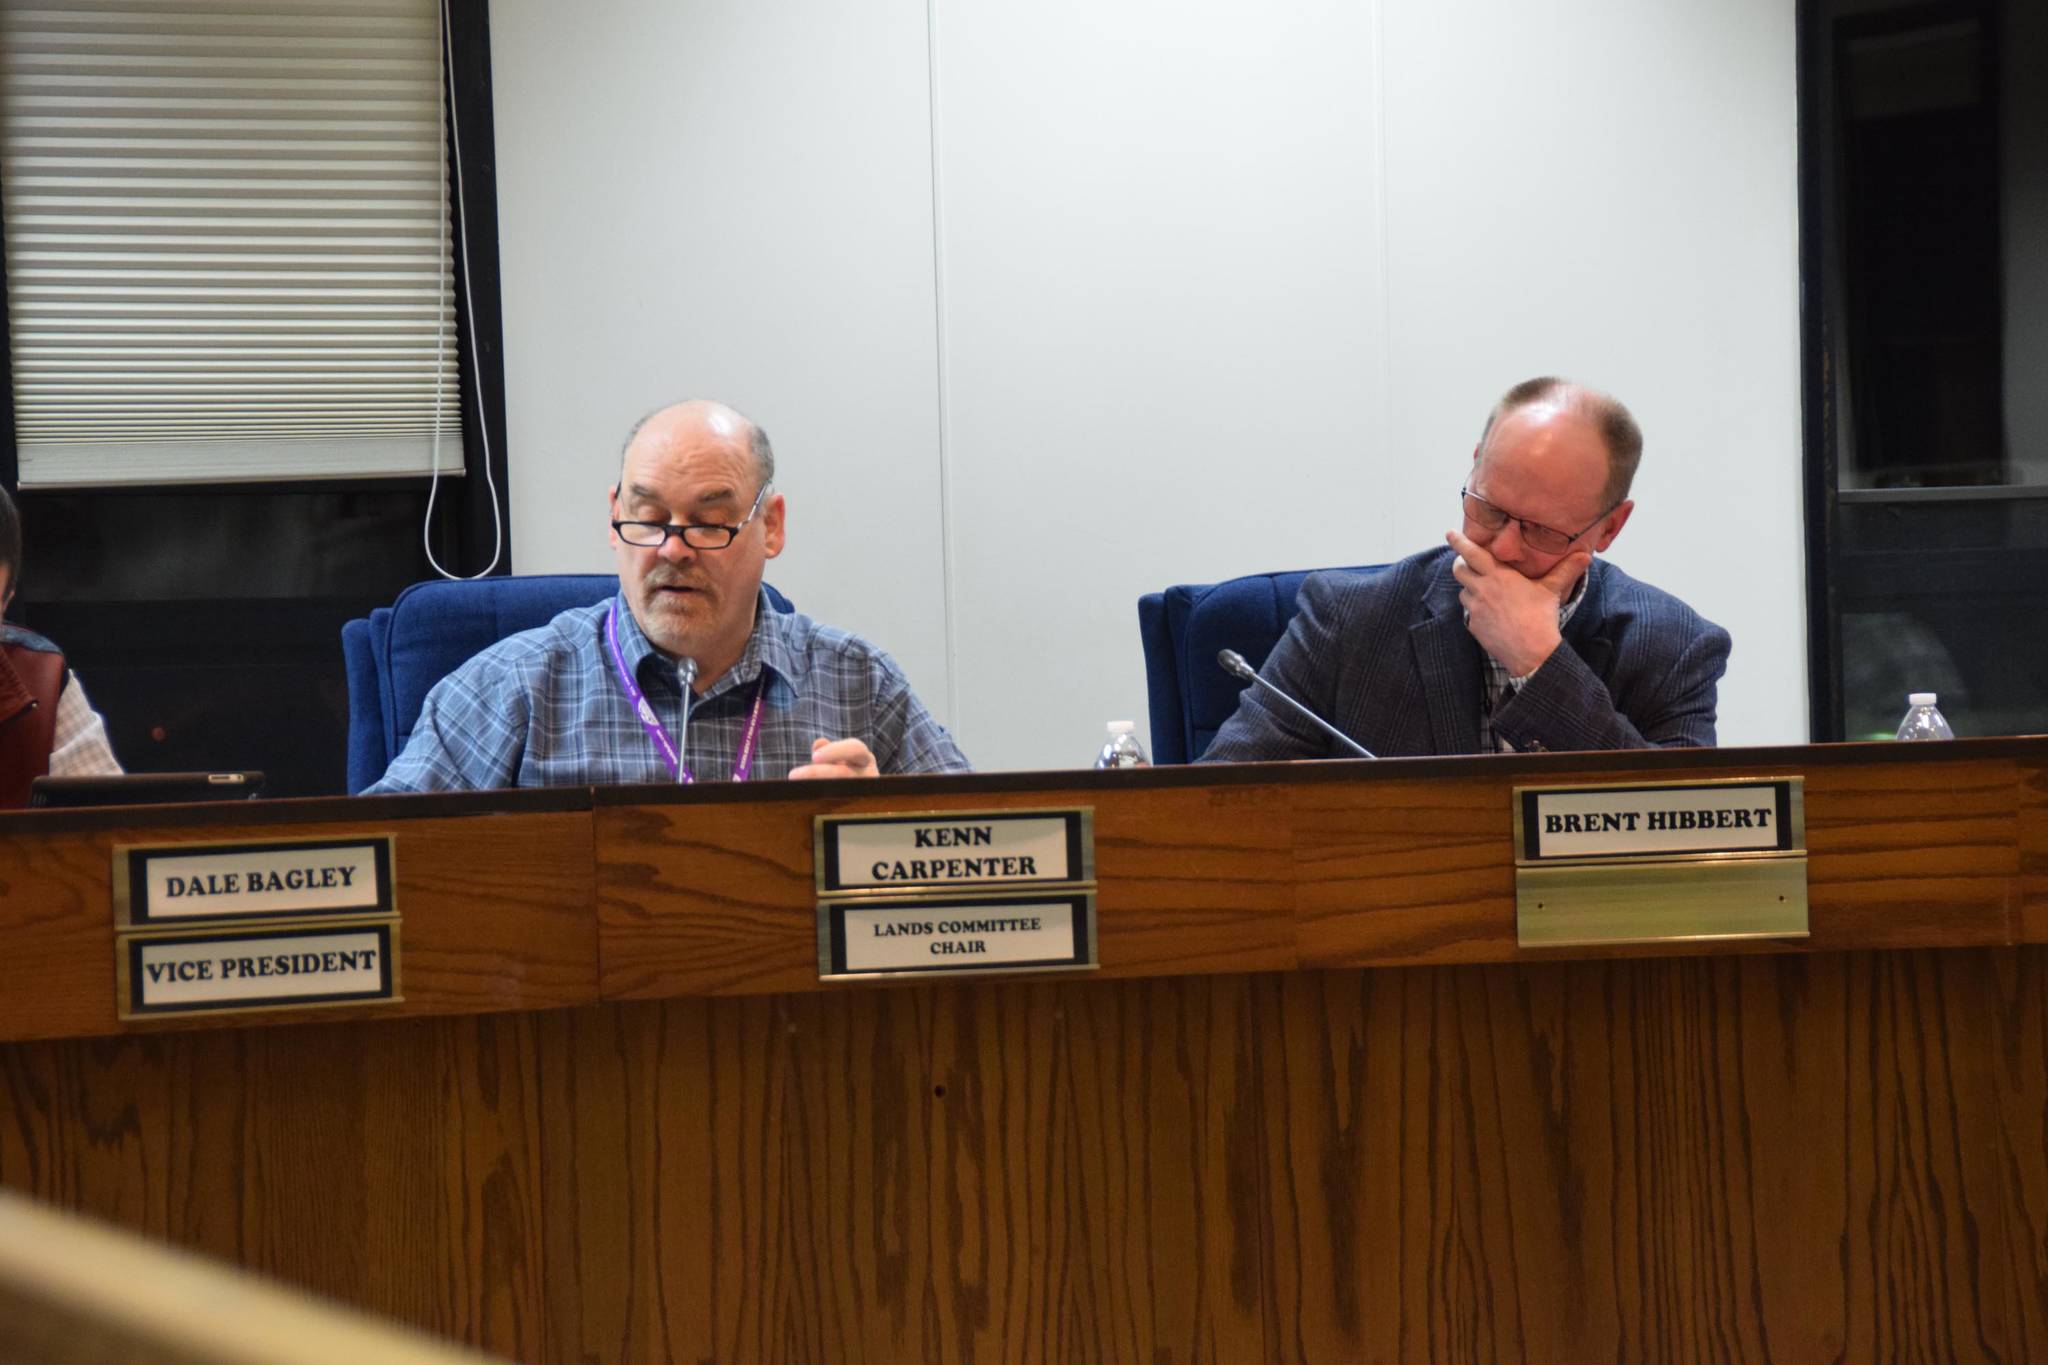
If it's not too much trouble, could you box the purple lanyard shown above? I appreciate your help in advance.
[606,603,767,783]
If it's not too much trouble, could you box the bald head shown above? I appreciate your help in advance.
[608,397,787,672]
[1478,378,1641,508]
[619,400,775,489]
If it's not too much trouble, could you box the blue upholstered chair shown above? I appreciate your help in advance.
[1137,565,1382,764]
[341,574,792,793]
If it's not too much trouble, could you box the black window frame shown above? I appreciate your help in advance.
[0,0,511,555]
[0,0,512,797]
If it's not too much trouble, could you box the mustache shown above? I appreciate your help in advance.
[643,568,711,591]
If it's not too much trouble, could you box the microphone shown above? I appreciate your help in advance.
[676,658,699,783]
[1216,648,1376,759]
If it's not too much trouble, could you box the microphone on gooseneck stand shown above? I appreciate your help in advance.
[1216,648,1377,759]
[676,658,699,783]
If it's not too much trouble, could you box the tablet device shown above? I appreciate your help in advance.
[27,771,265,809]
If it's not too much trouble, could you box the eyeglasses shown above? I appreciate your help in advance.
[1459,486,1615,555]
[612,482,771,550]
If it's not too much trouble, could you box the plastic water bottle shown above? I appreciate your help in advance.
[1094,720,1150,768]
[1895,692,1955,741]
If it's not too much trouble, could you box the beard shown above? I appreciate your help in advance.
[631,568,716,656]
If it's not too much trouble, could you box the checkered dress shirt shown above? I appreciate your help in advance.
[1476,571,1589,753]
[49,672,122,776]
[365,590,968,793]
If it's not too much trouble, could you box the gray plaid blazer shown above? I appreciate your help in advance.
[1199,546,1732,760]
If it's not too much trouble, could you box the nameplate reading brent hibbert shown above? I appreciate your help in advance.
[816,809,1091,895]
[114,836,394,928]
[1515,779,1803,863]
[1512,777,1809,948]
[119,922,399,1020]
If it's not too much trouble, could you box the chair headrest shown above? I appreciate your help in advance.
[1164,564,1382,760]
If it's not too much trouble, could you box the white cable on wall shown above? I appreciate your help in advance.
[422,0,503,580]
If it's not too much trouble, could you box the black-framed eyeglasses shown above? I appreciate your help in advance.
[612,481,772,550]
[1459,486,1615,555]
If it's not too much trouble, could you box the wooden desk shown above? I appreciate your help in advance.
[1,739,2043,1361]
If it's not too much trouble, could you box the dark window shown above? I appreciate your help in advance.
[0,0,509,796]
[1804,0,2048,741]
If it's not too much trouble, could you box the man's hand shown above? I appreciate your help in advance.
[789,736,880,780]
[1447,529,1590,678]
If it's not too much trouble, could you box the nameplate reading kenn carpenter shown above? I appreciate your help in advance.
[816,810,1091,894]
[820,892,1096,979]
[115,837,394,928]
[119,922,399,1019]
[1515,780,1803,863]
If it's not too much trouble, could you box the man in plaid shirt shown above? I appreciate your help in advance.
[366,401,967,793]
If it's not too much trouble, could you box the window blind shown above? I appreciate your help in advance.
[0,0,463,487]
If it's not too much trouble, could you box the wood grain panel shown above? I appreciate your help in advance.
[0,832,122,1040]
[1088,783,1296,979]
[0,751,2043,1362]
[3,951,2041,1363]
[1990,947,2048,1359]
[1839,949,2016,1360]
[389,811,600,1017]
[359,1013,549,1357]
[1252,955,2022,1362]
[1293,756,2028,970]
[542,979,1291,1363]
[1290,769,1516,967]
[2017,754,2048,944]
[0,810,599,1042]
[1801,756,2019,949]
[593,784,1297,1000]
[0,1013,549,1358]
[1030,976,1278,1363]
[537,954,2037,1364]
[592,799,821,1000]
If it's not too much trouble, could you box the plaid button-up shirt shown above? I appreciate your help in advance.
[49,672,121,776]
[366,590,968,793]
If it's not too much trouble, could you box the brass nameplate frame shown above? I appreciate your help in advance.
[112,835,401,1021]
[819,889,1097,979]
[1513,777,1808,948]
[114,835,395,928]
[815,808,1098,981]
[117,919,402,1021]
[816,808,1093,895]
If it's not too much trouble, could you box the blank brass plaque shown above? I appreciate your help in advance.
[1516,856,1809,948]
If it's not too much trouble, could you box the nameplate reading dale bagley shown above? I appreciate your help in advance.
[816,809,1091,894]
[114,836,394,928]
[1515,780,1802,863]
[119,922,399,1020]
[819,891,1096,980]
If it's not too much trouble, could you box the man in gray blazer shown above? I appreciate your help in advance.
[1201,377,1731,760]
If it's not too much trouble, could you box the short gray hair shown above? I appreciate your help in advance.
[1479,376,1642,507]
[618,401,775,488]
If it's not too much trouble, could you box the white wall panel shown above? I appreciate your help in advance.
[487,0,954,720]
[931,0,1388,770]
[1374,0,1806,747]
[489,0,1807,769]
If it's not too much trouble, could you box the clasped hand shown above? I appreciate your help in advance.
[1446,530,1589,679]
[789,736,880,780]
